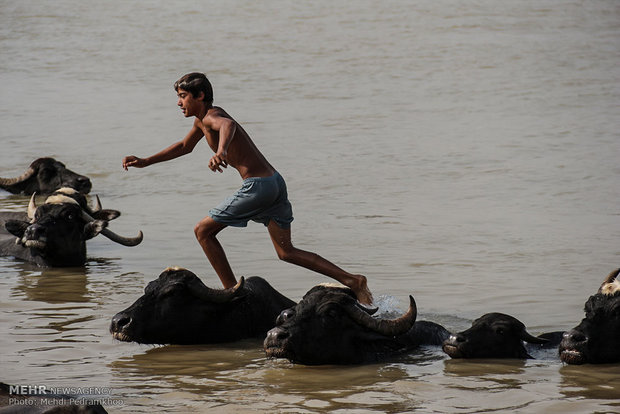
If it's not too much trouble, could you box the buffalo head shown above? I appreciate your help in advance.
[3,193,141,267]
[559,268,620,365]
[264,284,419,365]
[0,157,92,195]
[110,268,296,344]
[442,313,550,359]
[44,187,120,221]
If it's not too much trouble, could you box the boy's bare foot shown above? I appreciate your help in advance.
[348,274,373,306]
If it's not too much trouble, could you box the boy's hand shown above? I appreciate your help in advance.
[209,152,228,173]
[122,156,147,170]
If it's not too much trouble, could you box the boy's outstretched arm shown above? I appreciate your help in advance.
[123,123,204,170]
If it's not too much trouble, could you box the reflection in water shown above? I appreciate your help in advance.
[109,341,417,412]
[9,257,122,304]
[443,358,527,391]
[12,266,90,303]
[559,364,620,401]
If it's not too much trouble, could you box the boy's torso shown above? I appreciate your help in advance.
[199,107,275,180]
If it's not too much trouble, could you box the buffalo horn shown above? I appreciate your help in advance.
[192,276,245,303]
[0,166,36,186]
[346,295,417,336]
[598,268,620,294]
[600,268,620,287]
[520,330,549,344]
[28,193,37,220]
[80,210,143,246]
[92,195,102,213]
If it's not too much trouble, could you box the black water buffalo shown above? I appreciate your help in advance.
[0,157,92,195]
[442,313,563,359]
[1,193,142,267]
[263,284,450,365]
[110,267,296,344]
[559,268,620,365]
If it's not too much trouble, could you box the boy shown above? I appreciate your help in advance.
[122,73,373,305]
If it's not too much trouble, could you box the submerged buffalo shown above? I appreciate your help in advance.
[0,157,92,195]
[1,192,142,267]
[559,268,620,365]
[442,313,563,359]
[263,284,450,365]
[110,267,296,344]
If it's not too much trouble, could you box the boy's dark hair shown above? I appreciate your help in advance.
[174,73,213,105]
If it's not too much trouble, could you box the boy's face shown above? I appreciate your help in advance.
[177,88,205,118]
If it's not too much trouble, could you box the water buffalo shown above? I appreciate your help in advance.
[263,284,450,365]
[559,268,620,365]
[110,267,296,344]
[442,313,563,359]
[1,193,142,267]
[0,157,92,195]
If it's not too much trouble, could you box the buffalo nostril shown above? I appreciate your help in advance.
[112,314,131,330]
[568,331,587,344]
[267,327,289,342]
[455,335,466,343]
[25,225,45,239]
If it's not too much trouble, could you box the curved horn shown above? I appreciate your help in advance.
[600,268,620,287]
[28,193,37,220]
[520,330,549,345]
[192,276,246,303]
[598,268,620,294]
[80,210,143,246]
[0,167,36,187]
[345,295,417,336]
[355,302,378,315]
[92,195,102,213]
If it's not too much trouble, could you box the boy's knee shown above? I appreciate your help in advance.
[194,222,205,238]
[276,246,295,263]
[194,219,218,239]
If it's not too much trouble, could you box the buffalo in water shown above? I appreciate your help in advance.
[1,189,142,267]
[110,267,296,344]
[559,268,620,365]
[442,313,563,359]
[0,157,92,195]
[263,284,450,365]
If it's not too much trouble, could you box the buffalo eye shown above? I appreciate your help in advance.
[494,327,504,335]
[318,305,340,319]
[159,284,182,298]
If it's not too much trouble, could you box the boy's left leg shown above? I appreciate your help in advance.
[267,220,373,305]
[194,216,237,288]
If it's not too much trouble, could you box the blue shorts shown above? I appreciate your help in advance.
[208,171,294,229]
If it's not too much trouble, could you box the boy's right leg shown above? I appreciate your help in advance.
[267,220,373,305]
[194,216,237,288]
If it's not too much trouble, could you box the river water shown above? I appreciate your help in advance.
[1,0,619,412]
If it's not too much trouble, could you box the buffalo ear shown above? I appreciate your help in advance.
[84,220,108,240]
[91,209,120,221]
[5,220,29,238]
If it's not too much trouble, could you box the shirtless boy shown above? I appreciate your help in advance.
[122,72,373,305]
